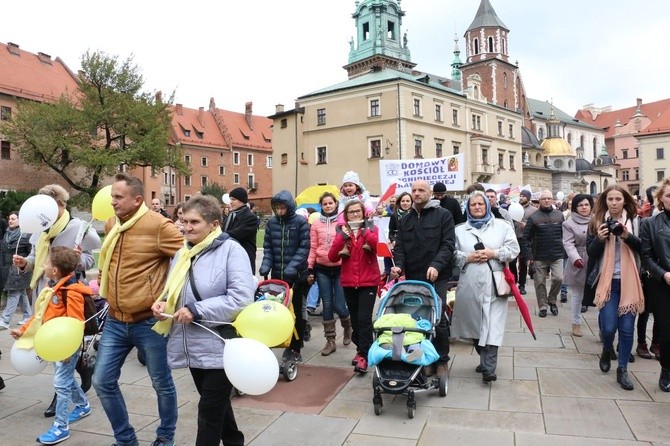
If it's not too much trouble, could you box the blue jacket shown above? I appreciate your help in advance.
[259,190,311,284]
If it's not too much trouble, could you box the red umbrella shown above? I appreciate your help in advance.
[503,266,536,340]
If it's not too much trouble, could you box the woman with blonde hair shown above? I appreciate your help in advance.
[585,185,643,390]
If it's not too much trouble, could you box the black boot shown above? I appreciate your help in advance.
[44,393,57,417]
[616,367,634,390]
[0,376,5,391]
[660,369,670,393]
[80,365,94,393]
[599,350,611,373]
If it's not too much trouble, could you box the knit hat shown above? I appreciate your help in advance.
[433,182,447,193]
[229,187,248,203]
[520,189,532,200]
[341,171,365,192]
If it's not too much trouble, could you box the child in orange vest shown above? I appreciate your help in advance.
[11,246,93,445]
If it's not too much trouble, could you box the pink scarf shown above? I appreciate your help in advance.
[594,210,644,315]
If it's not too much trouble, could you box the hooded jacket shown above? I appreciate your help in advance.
[259,190,310,284]
[394,200,456,281]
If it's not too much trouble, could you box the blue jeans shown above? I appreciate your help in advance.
[1,289,32,324]
[92,316,177,445]
[315,268,349,322]
[53,349,89,428]
[599,279,635,369]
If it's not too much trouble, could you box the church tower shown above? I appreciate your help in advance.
[344,0,416,78]
[460,0,531,127]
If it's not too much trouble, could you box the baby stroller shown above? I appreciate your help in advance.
[77,297,109,388]
[255,279,298,381]
[371,280,447,419]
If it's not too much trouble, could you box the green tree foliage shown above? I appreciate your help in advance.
[201,182,227,204]
[0,51,188,200]
[0,190,38,219]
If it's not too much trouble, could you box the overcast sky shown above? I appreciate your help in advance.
[3,0,669,118]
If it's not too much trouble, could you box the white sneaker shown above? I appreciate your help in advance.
[0,321,9,330]
[17,319,28,325]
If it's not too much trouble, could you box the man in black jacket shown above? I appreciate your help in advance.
[391,180,455,377]
[523,190,564,317]
[223,187,258,274]
[433,182,464,224]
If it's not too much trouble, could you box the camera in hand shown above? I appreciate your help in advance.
[605,216,624,236]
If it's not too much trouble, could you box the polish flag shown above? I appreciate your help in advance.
[379,183,397,203]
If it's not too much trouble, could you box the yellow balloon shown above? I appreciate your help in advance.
[34,317,84,362]
[233,300,294,347]
[92,185,115,221]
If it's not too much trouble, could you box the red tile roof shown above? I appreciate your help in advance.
[575,98,670,139]
[170,104,272,151]
[0,42,79,101]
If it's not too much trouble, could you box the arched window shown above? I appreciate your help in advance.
[536,153,542,164]
[503,99,508,109]
[474,38,479,55]
[503,72,508,88]
[501,38,506,54]
[538,127,544,140]
[488,37,494,52]
[580,135,585,148]
[567,133,572,145]
[592,137,598,159]
[590,181,597,195]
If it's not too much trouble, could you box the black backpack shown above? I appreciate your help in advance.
[61,288,99,336]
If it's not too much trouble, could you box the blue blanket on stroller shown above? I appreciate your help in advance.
[368,316,439,367]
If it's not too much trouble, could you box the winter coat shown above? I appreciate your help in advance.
[328,222,380,288]
[450,218,520,347]
[259,190,310,285]
[308,213,340,269]
[640,211,670,282]
[223,205,258,274]
[25,216,101,293]
[1,228,32,291]
[437,195,464,224]
[522,206,564,261]
[562,213,591,287]
[393,200,456,281]
[166,233,255,370]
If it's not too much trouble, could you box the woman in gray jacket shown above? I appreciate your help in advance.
[562,194,593,337]
[153,195,254,446]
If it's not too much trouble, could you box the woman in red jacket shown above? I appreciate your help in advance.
[329,200,380,373]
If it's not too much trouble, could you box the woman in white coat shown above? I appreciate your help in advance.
[451,191,520,383]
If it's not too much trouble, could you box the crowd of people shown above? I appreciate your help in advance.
[1,173,670,445]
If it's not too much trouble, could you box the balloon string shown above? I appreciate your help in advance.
[157,313,231,344]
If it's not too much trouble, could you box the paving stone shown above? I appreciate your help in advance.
[618,400,670,443]
[542,396,634,440]
[514,366,538,381]
[538,368,651,401]
[249,412,356,446]
[516,350,602,369]
[490,379,541,413]
[352,402,429,440]
[427,407,544,433]
[321,399,372,419]
[503,332,564,348]
[516,432,648,446]
[440,377,491,410]
[633,371,670,403]
[344,433,416,445]
[418,425,514,446]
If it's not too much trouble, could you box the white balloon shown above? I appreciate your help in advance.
[11,342,48,376]
[508,202,524,222]
[556,191,565,201]
[223,338,278,395]
[222,193,231,205]
[18,195,59,233]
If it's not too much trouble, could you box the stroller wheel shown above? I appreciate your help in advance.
[439,373,448,397]
[407,405,415,419]
[407,389,416,418]
[282,361,298,381]
[374,402,382,416]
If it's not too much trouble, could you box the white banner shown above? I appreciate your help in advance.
[379,154,465,193]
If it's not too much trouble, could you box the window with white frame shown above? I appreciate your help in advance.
[0,106,11,120]
[233,152,240,165]
[267,156,273,168]
[201,157,208,167]
[248,174,255,189]
[471,114,482,131]
[435,104,442,122]
[414,139,423,158]
[233,173,240,184]
[452,109,459,126]
[184,175,191,186]
[435,140,443,158]
[247,154,253,166]
[369,98,380,117]
[509,154,515,170]
[657,147,665,159]
[184,154,191,165]
[201,176,208,186]
[219,166,225,176]
[497,121,503,136]
[413,98,421,117]
[316,146,327,164]
[482,147,489,164]
[184,194,191,201]
[508,123,514,138]
[317,108,326,125]
[453,144,460,155]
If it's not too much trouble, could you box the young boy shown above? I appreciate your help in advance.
[11,246,92,445]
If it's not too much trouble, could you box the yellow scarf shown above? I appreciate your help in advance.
[30,210,70,289]
[152,227,222,336]
[16,286,54,349]
[98,204,149,298]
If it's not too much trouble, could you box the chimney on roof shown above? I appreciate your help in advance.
[155,91,163,103]
[176,104,183,116]
[245,102,253,130]
[275,104,285,113]
[198,107,205,126]
[37,52,52,65]
[209,97,216,112]
[7,42,20,56]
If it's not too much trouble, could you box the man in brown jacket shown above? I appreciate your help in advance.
[92,174,183,446]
